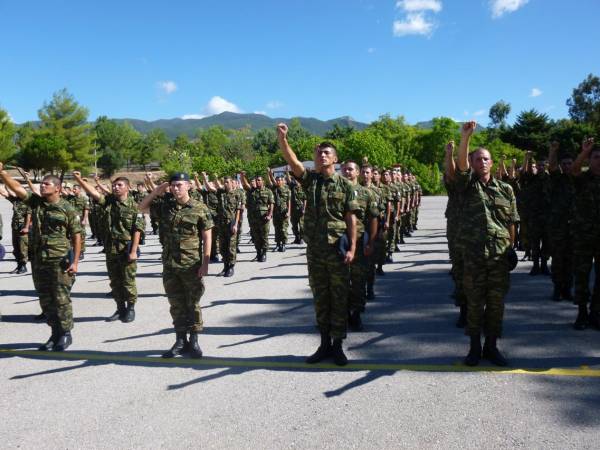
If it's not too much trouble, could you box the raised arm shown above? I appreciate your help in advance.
[572,138,594,176]
[548,141,560,173]
[266,168,274,186]
[94,175,111,195]
[201,172,217,192]
[239,171,252,190]
[138,182,169,213]
[72,172,103,202]
[277,123,305,179]
[457,121,476,172]
[444,140,456,180]
[0,163,27,199]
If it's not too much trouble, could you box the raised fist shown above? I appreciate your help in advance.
[461,121,476,137]
[276,123,288,138]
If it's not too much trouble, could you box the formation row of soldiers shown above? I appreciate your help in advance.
[446,125,600,366]
[0,133,422,364]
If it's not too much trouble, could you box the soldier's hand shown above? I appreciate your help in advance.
[93,174,101,183]
[66,262,78,275]
[156,181,170,194]
[72,171,82,179]
[231,224,238,235]
[197,261,209,278]
[128,251,138,263]
[146,172,153,179]
[582,137,594,153]
[461,121,476,137]
[276,123,288,140]
[343,249,355,265]
[445,141,455,153]
[20,226,29,234]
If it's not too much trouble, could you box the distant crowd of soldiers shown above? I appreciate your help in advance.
[445,123,600,367]
[0,126,422,365]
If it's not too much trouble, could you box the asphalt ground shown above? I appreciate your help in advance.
[1,196,599,449]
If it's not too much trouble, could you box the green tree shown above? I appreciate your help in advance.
[195,126,230,156]
[0,108,16,162]
[135,128,169,168]
[343,129,395,168]
[366,115,418,162]
[489,100,511,129]
[567,73,600,129]
[417,117,460,165]
[324,123,355,140]
[37,89,94,176]
[502,109,552,157]
[97,148,126,177]
[550,119,595,157]
[252,128,278,154]
[287,118,312,145]
[94,117,141,172]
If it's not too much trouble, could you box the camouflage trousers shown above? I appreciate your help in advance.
[463,253,510,337]
[106,255,138,307]
[307,244,350,340]
[447,219,466,306]
[236,212,244,247]
[163,265,205,332]
[528,217,549,262]
[375,227,388,265]
[518,214,530,251]
[349,236,368,312]
[218,221,237,264]
[32,258,75,332]
[549,223,572,289]
[210,213,219,258]
[291,210,304,241]
[11,227,28,263]
[273,212,289,245]
[573,236,600,312]
[386,219,399,253]
[250,215,270,254]
[79,227,86,254]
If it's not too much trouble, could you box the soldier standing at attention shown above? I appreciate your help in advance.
[268,169,291,252]
[360,163,384,300]
[0,185,30,274]
[277,123,358,366]
[570,138,600,330]
[547,142,575,302]
[74,172,144,323]
[240,171,273,262]
[204,173,241,277]
[382,169,399,263]
[0,163,81,351]
[139,173,213,358]
[453,121,519,367]
[287,170,307,244]
[342,161,378,331]
[372,168,393,275]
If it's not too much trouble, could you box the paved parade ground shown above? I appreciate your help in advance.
[1,196,599,449]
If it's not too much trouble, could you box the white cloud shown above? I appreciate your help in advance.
[530,87,542,97]
[266,100,283,109]
[393,13,435,36]
[181,95,243,120]
[396,0,442,13]
[157,80,177,95]
[473,109,486,117]
[254,110,268,115]
[490,0,529,19]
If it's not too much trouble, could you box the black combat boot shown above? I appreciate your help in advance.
[293,237,301,244]
[38,325,60,351]
[529,260,540,276]
[16,263,27,274]
[258,251,267,262]
[521,249,531,261]
[540,259,550,276]
[348,310,363,332]
[224,264,235,277]
[280,244,286,253]
[54,331,73,352]
[10,264,20,274]
[162,332,188,358]
[106,304,127,322]
[188,331,203,359]
[482,336,508,366]
[552,285,561,302]
[217,264,229,277]
[123,303,135,323]
[394,244,401,252]
[209,255,219,263]
[376,264,385,276]
[464,334,482,366]
[385,253,393,264]
[455,305,467,328]
[331,338,348,366]
[306,331,332,364]
[573,305,588,330]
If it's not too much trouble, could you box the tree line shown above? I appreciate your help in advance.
[0,74,599,194]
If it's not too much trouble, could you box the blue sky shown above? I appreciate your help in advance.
[1,0,599,126]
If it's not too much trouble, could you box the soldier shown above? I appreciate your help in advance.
[233,178,246,253]
[372,168,393,275]
[0,185,30,273]
[342,161,378,331]
[74,172,144,322]
[131,182,148,245]
[269,169,291,252]
[240,171,273,262]
[571,138,600,330]
[382,169,399,263]
[65,183,89,260]
[277,123,358,366]
[287,170,307,244]
[444,141,467,327]
[204,173,241,277]
[547,142,575,302]
[197,173,220,262]
[0,163,81,351]
[139,173,213,358]
[453,121,519,367]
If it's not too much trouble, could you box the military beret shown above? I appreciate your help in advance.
[169,172,190,182]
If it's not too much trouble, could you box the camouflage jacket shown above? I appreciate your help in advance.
[298,170,359,247]
[8,196,30,229]
[272,184,291,215]
[25,193,81,262]
[453,170,519,258]
[290,181,307,213]
[217,188,242,223]
[351,183,379,236]
[548,170,575,226]
[159,194,214,270]
[65,194,89,220]
[571,171,600,237]
[248,186,274,217]
[99,194,145,255]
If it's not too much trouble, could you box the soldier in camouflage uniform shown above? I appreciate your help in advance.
[571,138,600,330]
[453,122,519,367]
[444,141,467,327]
[65,184,89,260]
[74,172,144,323]
[382,170,400,263]
[287,172,307,244]
[342,161,379,331]
[234,179,246,253]
[197,173,220,262]
[240,172,273,262]
[139,173,213,358]
[0,186,30,273]
[277,123,359,366]
[0,164,81,351]
[204,173,242,277]
[269,170,291,252]
[360,164,384,299]
[372,168,393,276]
[547,142,575,302]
